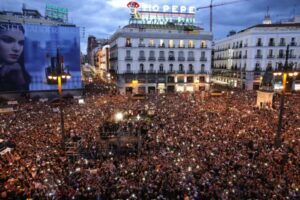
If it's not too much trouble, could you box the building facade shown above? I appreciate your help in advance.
[109,24,212,94]
[94,45,110,80]
[212,19,300,90]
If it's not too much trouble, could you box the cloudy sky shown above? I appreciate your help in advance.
[1,0,299,53]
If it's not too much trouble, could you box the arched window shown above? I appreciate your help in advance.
[188,64,194,72]
[126,64,131,71]
[159,64,164,72]
[169,64,173,72]
[179,64,184,71]
[140,63,144,72]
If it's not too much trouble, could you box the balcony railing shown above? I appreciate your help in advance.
[268,42,275,46]
[200,45,207,49]
[148,70,156,73]
[255,55,263,59]
[168,56,175,61]
[125,56,133,61]
[277,54,285,59]
[200,57,207,62]
[289,55,297,59]
[138,44,146,47]
[243,55,247,59]
[178,57,185,61]
[138,70,146,74]
[158,57,166,61]
[267,55,274,59]
[290,42,297,46]
[187,57,195,61]
[148,44,156,48]
[124,70,133,74]
[279,42,286,46]
[256,42,263,46]
[138,56,146,61]
[125,43,132,47]
[157,70,166,74]
[177,70,185,74]
[148,57,156,61]
[187,70,195,74]
[168,70,175,73]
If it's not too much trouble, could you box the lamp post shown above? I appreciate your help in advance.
[273,45,299,148]
[47,49,71,149]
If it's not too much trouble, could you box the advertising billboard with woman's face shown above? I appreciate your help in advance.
[0,22,81,92]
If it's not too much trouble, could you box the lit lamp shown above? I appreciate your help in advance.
[272,45,299,148]
[115,112,124,122]
[132,80,138,84]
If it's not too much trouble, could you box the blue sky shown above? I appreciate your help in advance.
[1,0,299,53]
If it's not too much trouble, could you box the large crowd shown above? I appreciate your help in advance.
[0,89,299,199]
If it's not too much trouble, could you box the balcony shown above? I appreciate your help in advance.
[187,70,195,74]
[159,44,165,48]
[148,44,156,48]
[157,70,166,74]
[255,55,263,59]
[243,55,247,59]
[125,43,132,47]
[268,42,275,46]
[289,55,297,59]
[168,69,175,73]
[244,44,248,47]
[256,42,263,47]
[138,70,146,74]
[138,44,146,47]
[188,45,195,48]
[124,70,133,74]
[277,54,285,59]
[148,57,156,61]
[168,56,175,61]
[187,57,195,61]
[138,56,146,61]
[178,45,185,48]
[200,57,207,62]
[125,56,133,61]
[177,70,185,74]
[178,57,185,61]
[267,55,274,59]
[290,42,297,46]
[279,42,286,46]
[148,70,156,74]
[158,57,166,61]
[199,70,208,74]
[201,45,207,49]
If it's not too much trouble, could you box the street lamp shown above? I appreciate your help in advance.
[46,49,72,149]
[115,112,124,122]
[273,45,299,148]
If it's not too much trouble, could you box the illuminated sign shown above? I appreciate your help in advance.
[140,3,196,14]
[45,4,68,22]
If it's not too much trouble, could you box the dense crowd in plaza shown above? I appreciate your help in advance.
[0,89,299,199]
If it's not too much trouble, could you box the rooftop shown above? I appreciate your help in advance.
[123,23,203,31]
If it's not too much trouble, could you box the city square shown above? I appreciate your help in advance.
[0,0,300,199]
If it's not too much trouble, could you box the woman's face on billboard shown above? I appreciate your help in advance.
[0,28,24,64]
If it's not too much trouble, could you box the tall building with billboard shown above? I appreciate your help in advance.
[212,15,300,91]
[0,5,82,96]
[109,1,212,94]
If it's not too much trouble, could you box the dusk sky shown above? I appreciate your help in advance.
[1,0,300,53]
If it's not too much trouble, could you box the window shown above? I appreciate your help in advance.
[279,49,284,56]
[140,64,144,72]
[201,40,207,48]
[269,38,274,46]
[159,64,164,72]
[126,64,131,71]
[188,40,194,48]
[188,51,194,57]
[201,64,205,72]
[179,51,184,57]
[169,51,175,61]
[160,39,165,47]
[188,64,193,72]
[159,51,165,57]
[149,39,155,47]
[268,49,273,56]
[280,38,285,45]
[257,38,262,45]
[126,50,131,56]
[179,64,184,71]
[139,50,145,57]
[256,49,261,55]
[149,64,154,71]
[179,40,185,48]
[126,38,131,47]
[169,64,173,72]
[169,40,174,48]
[139,38,144,46]
[201,51,206,57]
[150,50,155,57]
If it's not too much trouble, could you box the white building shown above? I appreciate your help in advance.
[109,24,212,94]
[212,17,300,90]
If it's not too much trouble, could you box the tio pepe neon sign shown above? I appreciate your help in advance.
[140,3,196,14]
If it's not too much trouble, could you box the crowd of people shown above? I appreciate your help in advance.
[0,89,299,199]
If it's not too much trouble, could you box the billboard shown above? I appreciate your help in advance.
[0,22,81,92]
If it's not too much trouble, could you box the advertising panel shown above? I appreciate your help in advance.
[0,22,81,92]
